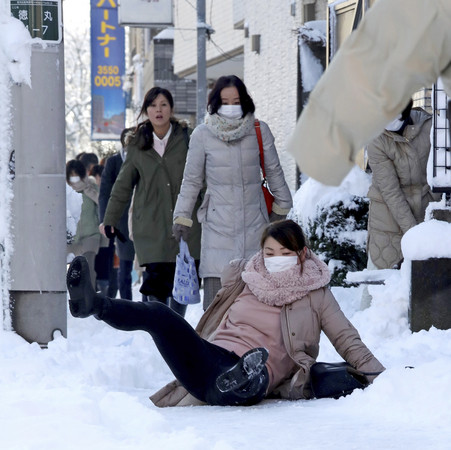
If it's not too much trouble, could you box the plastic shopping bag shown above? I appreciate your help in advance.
[172,238,201,305]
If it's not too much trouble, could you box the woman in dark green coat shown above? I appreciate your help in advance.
[102,87,201,317]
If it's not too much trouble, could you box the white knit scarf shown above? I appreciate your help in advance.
[205,112,255,142]
[241,250,331,306]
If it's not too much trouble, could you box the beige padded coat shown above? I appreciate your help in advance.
[367,109,437,269]
[174,118,292,278]
[288,0,451,186]
[149,259,385,407]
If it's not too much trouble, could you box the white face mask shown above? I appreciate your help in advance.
[264,255,299,273]
[69,176,81,183]
[218,105,243,120]
[385,114,404,132]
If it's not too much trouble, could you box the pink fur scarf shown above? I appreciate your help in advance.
[241,250,331,306]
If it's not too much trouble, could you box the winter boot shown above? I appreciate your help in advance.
[229,367,270,402]
[67,256,104,318]
[168,296,187,318]
[216,347,269,393]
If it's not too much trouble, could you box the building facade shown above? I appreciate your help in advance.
[126,27,197,125]
[127,0,434,190]
[172,0,327,190]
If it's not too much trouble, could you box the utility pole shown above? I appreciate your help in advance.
[9,0,66,346]
[196,0,207,125]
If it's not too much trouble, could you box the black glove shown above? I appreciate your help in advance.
[269,212,286,223]
[104,225,127,243]
[172,223,191,242]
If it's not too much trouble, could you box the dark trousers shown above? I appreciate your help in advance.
[140,263,191,317]
[118,259,133,300]
[95,243,114,293]
[108,267,118,299]
[99,299,267,406]
[140,263,176,301]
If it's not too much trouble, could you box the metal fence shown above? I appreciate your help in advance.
[432,81,451,196]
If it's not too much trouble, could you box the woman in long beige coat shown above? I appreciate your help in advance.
[172,75,293,310]
[66,220,384,408]
[366,103,437,269]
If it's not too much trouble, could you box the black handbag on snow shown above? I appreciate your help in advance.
[310,362,370,399]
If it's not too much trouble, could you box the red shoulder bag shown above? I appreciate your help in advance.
[255,120,275,215]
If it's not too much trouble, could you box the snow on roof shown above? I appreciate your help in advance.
[153,28,174,41]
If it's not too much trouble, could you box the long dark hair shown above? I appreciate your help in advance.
[207,75,255,117]
[260,220,309,271]
[132,87,175,150]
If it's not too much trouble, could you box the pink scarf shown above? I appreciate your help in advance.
[241,250,331,306]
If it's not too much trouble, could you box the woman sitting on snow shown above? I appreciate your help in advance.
[66,220,384,407]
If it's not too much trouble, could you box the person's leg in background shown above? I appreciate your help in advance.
[118,258,133,300]
[168,297,187,317]
[141,262,190,317]
[140,263,172,305]
[360,253,377,310]
[203,277,222,311]
[94,244,114,296]
[107,252,119,299]
[141,270,149,302]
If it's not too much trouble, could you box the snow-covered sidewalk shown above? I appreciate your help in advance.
[1,268,451,449]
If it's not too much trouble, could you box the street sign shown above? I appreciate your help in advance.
[10,0,62,44]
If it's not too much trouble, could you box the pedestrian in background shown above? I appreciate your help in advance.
[78,152,99,177]
[102,87,201,317]
[99,128,135,300]
[366,99,438,270]
[66,159,102,288]
[88,163,115,297]
[360,100,439,309]
[173,75,292,310]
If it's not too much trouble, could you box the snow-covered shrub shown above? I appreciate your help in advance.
[289,167,372,287]
[305,196,369,286]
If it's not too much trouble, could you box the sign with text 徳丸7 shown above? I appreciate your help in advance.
[91,0,125,141]
[10,0,62,43]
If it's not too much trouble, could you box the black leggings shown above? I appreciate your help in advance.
[99,299,267,406]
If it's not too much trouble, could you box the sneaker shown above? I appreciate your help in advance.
[67,256,97,318]
[216,347,269,393]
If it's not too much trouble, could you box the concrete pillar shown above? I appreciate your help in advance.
[10,43,67,346]
[409,258,451,332]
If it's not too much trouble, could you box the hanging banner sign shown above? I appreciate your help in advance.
[91,0,125,140]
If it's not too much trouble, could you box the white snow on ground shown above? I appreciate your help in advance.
[1,271,451,449]
[1,3,451,449]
